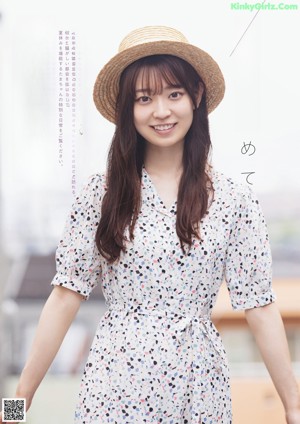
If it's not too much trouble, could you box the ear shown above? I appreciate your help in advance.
[195,82,204,109]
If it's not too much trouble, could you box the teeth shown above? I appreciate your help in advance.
[154,124,174,130]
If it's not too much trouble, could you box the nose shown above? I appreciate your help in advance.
[152,97,171,119]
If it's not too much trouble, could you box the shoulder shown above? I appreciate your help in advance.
[210,167,256,199]
[209,167,261,212]
[83,172,107,191]
[74,172,107,206]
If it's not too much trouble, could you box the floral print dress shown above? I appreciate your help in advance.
[51,167,275,424]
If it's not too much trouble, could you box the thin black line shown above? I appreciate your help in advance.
[229,0,266,57]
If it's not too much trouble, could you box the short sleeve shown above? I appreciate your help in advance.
[224,184,276,310]
[51,174,105,300]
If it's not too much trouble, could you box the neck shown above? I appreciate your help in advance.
[143,143,184,177]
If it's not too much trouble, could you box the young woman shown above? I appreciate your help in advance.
[1,26,299,424]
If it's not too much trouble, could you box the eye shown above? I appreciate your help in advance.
[169,91,183,99]
[136,95,151,104]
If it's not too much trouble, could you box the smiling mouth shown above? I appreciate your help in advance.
[152,123,176,131]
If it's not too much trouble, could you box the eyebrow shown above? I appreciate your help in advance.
[135,84,183,94]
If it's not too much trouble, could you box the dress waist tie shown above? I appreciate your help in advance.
[106,302,223,371]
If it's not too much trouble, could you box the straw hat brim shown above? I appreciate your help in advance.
[93,40,225,123]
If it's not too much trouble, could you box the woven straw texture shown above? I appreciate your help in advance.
[93,26,225,123]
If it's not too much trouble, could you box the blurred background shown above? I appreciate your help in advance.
[0,0,299,423]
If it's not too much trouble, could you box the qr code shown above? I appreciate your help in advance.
[2,398,26,422]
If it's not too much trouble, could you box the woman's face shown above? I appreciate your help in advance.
[133,70,198,150]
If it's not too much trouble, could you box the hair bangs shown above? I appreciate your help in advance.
[133,63,183,96]
[123,55,200,104]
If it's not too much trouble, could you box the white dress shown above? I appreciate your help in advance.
[51,167,275,423]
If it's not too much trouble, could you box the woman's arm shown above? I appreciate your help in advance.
[245,302,300,423]
[0,285,83,422]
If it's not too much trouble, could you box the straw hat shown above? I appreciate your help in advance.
[93,26,225,123]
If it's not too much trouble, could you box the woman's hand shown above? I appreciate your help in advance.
[0,397,31,424]
[0,287,82,424]
[286,407,300,424]
[0,411,5,424]
[0,411,19,424]
[245,303,300,423]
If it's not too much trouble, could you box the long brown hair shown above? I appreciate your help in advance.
[96,55,214,263]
